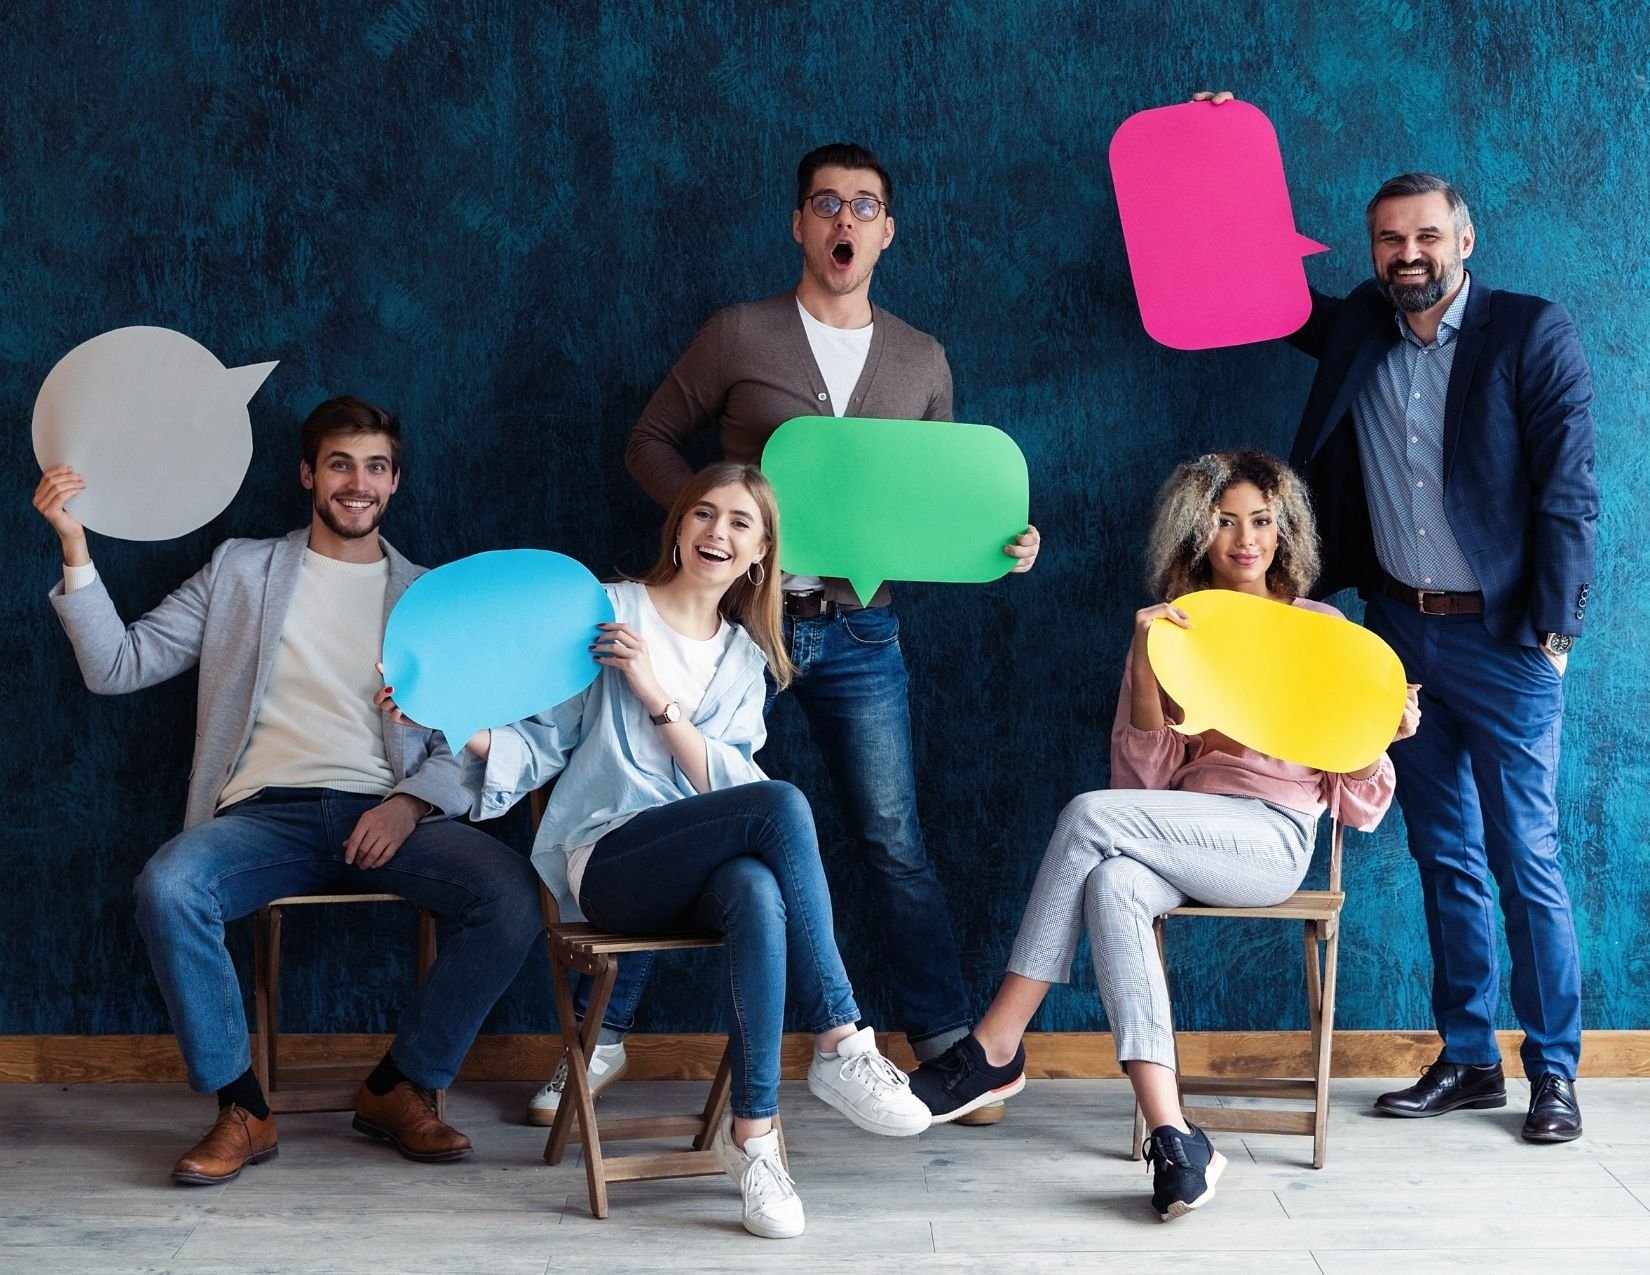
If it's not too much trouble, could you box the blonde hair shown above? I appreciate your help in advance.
[635,462,795,689]
[1144,449,1320,602]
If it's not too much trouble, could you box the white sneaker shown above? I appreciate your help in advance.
[710,1117,805,1239]
[524,1041,628,1126]
[807,1026,933,1137]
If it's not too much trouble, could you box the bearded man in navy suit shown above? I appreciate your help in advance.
[1286,171,1597,1143]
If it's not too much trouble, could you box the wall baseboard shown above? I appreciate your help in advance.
[3,1030,1647,1084]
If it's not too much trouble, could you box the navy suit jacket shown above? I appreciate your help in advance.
[1287,277,1598,647]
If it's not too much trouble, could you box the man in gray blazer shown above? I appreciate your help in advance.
[34,396,542,1185]
[623,143,1041,1126]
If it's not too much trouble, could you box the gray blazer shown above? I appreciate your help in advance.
[49,527,468,830]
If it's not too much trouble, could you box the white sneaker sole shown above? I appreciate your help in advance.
[1161,1148,1228,1221]
[808,1072,933,1137]
[742,1209,806,1240]
[928,1075,1026,1125]
[523,1057,629,1126]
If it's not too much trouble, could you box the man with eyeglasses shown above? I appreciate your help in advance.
[620,142,1040,1127]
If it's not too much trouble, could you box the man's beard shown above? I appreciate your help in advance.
[1379,257,1459,313]
[314,494,385,539]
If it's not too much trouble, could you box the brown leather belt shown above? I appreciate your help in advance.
[1379,573,1483,616]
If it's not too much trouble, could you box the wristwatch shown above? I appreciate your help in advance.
[1539,632,1574,657]
[649,700,682,725]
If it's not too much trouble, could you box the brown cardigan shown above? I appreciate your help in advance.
[625,290,953,607]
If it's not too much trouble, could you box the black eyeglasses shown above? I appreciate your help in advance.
[801,193,888,221]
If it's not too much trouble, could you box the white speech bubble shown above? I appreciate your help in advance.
[32,326,277,541]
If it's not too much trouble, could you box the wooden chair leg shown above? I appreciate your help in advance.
[550,954,619,1219]
[251,907,273,1096]
[694,1043,734,1151]
[266,905,285,1094]
[545,951,599,1164]
[1311,921,1341,1169]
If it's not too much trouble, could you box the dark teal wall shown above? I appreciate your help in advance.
[4,1,1646,1042]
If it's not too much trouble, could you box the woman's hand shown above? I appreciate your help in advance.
[1394,683,1422,741]
[1128,603,1191,731]
[593,622,669,715]
[372,662,426,729]
[1132,602,1192,651]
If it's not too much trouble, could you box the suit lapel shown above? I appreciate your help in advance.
[1441,281,1491,485]
[1312,321,1395,461]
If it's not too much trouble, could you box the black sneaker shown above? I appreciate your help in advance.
[1143,1122,1226,1221]
[908,1034,1026,1124]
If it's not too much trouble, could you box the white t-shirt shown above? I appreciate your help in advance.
[219,550,395,808]
[790,299,874,593]
[566,586,739,899]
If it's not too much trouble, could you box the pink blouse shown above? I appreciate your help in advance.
[1109,598,1397,832]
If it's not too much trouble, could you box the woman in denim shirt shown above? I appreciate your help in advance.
[444,462,931,1238]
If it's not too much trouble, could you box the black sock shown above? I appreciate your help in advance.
[365,1052,410,1097]
[216,1069,270,1120]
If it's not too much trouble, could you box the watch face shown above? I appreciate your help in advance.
[1544,633,1574,656]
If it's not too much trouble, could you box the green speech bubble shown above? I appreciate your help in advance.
[762,416,1030,605]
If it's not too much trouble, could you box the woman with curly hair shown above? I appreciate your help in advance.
[910,449,1416,1221]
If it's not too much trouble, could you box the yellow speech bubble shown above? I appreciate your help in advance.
[1145,590,1407,773]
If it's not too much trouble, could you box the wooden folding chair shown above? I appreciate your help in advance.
[251,893,442,1118]
[529,790,784,1218]
[1131,820,1345,1168]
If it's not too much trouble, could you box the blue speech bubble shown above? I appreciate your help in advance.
[381,550,614,747]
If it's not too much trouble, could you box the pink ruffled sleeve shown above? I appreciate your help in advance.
[1109,657,1190,790]
[1320,754,1397,832]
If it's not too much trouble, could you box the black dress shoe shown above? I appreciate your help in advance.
[1522,1073,1582,1143]
[1374,1058,1507,1117]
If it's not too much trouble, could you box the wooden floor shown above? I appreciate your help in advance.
[4,1077,1649,1273]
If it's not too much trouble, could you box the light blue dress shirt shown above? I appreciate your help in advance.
[1352,273,1481,591]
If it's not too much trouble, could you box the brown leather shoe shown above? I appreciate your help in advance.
[352,1082,472,1162]
[172,1105,278,1185]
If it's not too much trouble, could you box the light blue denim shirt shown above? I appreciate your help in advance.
[463,581,771,919]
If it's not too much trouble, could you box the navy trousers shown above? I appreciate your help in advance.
[1366,595,1581,1080]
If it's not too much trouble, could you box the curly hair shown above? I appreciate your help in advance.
[1143,449,1320,602]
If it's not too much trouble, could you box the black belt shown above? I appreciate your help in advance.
[1379,572,1483,616]
[782,589,859,619]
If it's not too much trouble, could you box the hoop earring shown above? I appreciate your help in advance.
[747,559,766,586]
[672,542,680,568]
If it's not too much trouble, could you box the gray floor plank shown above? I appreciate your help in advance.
[5,1076,1650,1271]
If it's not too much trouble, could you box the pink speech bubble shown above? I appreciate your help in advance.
[1109,99,1327,351]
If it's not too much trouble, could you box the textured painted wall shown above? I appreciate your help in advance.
[3,0,1646,1045]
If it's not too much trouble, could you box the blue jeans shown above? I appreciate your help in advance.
[773,605,972,1048]
[576,781,860,1119]
[134,789,544,1093]
[1367,597,1581,1080]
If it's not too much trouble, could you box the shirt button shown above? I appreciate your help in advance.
[1417,480,1424,488]
[1413,391,1421,399]
[1424,577,1433,584]
[1418,528,1427,536]
[817,392,828,401]
[1411,436,1419,444]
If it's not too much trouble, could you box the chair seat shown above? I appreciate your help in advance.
[1162,888,1343,922]
[550,922,723,957]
